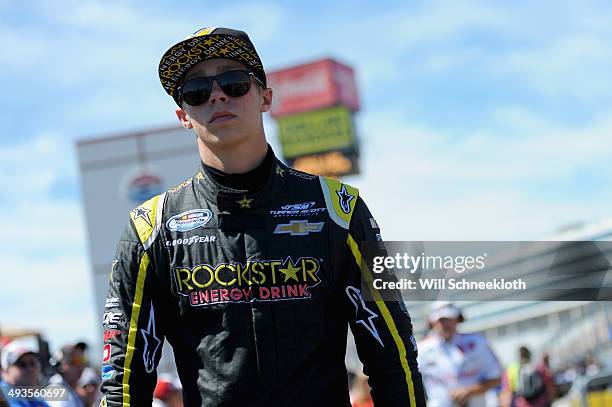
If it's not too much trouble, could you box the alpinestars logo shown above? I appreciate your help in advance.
[345,286,383,346]
[131,207,152,227]
[336,185,354,214]
[141,306,161,373]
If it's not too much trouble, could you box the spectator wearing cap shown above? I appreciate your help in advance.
[74,368,100,407]
[417,302,502,407]
[46,344,87,407]
[152,374,183,407]
[0,337,50,406]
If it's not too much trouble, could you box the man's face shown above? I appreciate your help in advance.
[62,348,86,383]
[77,383,100,404]
[432,317,458,340]
[175,58,272,148]
[3,354,41,386]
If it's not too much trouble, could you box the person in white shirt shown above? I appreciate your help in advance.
[75,367,101,407]
[47,343,88,407]
[418,302,501,407]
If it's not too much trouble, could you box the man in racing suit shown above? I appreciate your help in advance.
[418,302,501,407]
[99,26,425,406]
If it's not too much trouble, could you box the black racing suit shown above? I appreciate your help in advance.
[100,151,425,406]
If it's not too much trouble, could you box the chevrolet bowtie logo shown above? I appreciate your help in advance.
[273,220,325,236]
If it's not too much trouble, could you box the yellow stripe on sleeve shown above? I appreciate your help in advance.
[121,251,150,407]
[347,233,417,407]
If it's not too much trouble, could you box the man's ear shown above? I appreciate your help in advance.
[175,107,193,129]
[260,88,273,113]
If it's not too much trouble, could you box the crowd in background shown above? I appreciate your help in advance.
[2,304,607,407]
[348,302,607,407]
[0,337,184,407]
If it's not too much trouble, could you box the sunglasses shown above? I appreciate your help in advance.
[15,358,40,369]
[177,70,264,107]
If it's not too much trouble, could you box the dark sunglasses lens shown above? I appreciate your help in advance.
[181,78,212,106]
[16,359,39,368]
[218,71,252,97]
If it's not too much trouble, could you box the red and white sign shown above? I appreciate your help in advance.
[268,58,360,118]
[103,344,111,363]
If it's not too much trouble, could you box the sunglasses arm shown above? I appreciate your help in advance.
[174,87,183,107]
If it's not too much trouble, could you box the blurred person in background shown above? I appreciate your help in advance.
[418,302,502,407]
[100,26,425,407]
[582,353,600,377]
[75,368,100,407]
[46,343,87,407]
[152,374,183,407]
[500,346,556,407]
[349,373,373,407]
[0,337,50,406]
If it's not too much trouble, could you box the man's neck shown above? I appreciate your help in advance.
[198,135,268,174]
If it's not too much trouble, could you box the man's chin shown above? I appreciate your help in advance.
[198,131,246,147]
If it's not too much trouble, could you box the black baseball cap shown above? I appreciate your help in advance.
[158,27,266,103]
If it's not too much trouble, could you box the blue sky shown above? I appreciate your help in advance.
[1,0,612,351]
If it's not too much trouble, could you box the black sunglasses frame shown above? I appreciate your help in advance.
[177,70,264,107]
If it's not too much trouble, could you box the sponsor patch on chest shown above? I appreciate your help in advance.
[174,256,323,306]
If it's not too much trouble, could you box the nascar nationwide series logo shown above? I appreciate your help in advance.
[174,256,321,306]
[166,209,212,232]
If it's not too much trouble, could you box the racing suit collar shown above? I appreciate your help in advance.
[201,145,274,191]
[193,146,288,211]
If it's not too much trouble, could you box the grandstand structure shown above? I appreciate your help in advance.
[403,219,612,368]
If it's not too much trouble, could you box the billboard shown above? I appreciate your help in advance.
[288,149,359,178]
[277,106,356,159]
[268,57,362,177]
[268,58,360,118]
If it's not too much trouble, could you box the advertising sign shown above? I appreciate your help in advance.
[277,106,356,159]
[268,58,360,118]
[288,149,359,178]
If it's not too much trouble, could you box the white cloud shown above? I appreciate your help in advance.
[0,133,76,203]
[0,252,97,349]
[491,34,612,101]
[301,0,612,106]
[1,1,286,89]
[0,132,93,348]
[348,106,612,240]
[0,26,51,69]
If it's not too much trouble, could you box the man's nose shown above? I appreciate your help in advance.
[208,80,228,104]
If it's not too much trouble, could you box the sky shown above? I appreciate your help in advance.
[1,0,612,352]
